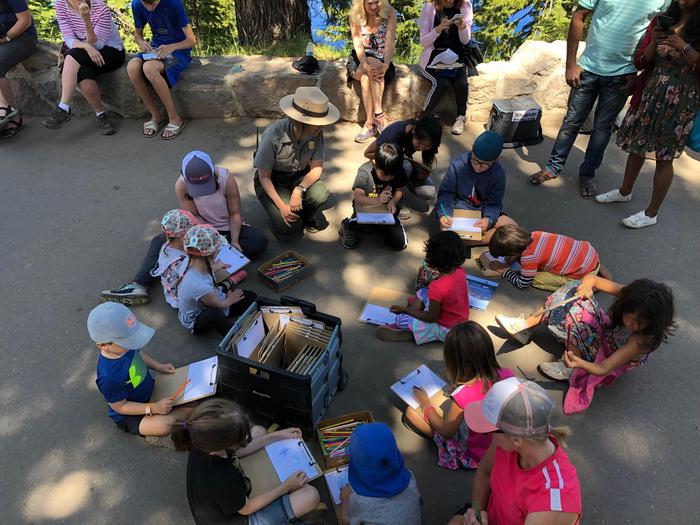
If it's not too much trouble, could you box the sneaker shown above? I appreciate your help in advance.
[100,282,150,305]
[354,125,375,143]
[338,218,359,249]
[537,360,573,382]
[96,113,116,135]
[374,113,388,134]
[144,435,177,451]
[42,106,71,129]
[398,208,411,221]
[304,215,328,234]
[451,115,466,135]
[375,325,414,342]
[495,314,532,345]
[595,188,632,204]
[622,210,657,229]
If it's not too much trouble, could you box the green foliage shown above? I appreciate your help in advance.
[184,0,238,55]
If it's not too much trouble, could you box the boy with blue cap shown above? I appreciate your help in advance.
[436,130,518,245]
[340,422,421,525]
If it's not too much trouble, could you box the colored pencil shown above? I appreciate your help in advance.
[170,378,191,401]
[440,203,449,218]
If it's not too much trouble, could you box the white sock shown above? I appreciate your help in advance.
[58,102,70,113]
[95,111,105,118]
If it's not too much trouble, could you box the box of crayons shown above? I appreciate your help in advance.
[258,251,314,292]
[316,411,374,468]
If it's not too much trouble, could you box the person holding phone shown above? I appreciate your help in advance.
[597,0,700,228]
[528,0,669,198]
[42,0,124,135]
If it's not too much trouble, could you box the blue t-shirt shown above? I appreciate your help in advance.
[131,0,189,51]
[96,349,155,423]
[0,0,37,37]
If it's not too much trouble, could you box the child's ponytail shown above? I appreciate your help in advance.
[171,420,193,451]
[171,399,251,454]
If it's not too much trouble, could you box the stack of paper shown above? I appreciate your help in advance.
[429,49,460,68]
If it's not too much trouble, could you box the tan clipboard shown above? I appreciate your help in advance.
[150,358,218,406]
[238,441,322,499]
[451,209,483,241]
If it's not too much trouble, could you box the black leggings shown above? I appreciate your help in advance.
[420,66,469,117]
[66,45,125,83]
[192,290,257,337]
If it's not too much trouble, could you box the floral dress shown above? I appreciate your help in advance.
[617,44,700,160]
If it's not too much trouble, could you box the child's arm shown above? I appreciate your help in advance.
[155,25,196,58]
[387,189,403,215]
[414,388,463,439]
[353,187,380,207]
[339,485,352,525]
[564,337,645,376]
[576,274,624,299]
[224,174,244,252]
[174,178,203,221]
[236,428,303,458]
[140,351,175,375]
[501,268,533,290]
[201,289,244,309]
[471,442,495,518]
[238,471,309,515]
[133,27,153,53]
[363,140,378,160]
[392,299,441,323]
[109,397,173,416]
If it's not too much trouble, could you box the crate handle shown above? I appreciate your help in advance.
[249,367,270,380]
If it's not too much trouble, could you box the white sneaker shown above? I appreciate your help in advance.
[451,115,466,135]
[622,210,657,229]
[398,208,411,221]
[538,360,573,382]
[595,189,632,204]
[495,314,532,345]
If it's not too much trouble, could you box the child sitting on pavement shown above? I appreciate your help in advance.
[88,302,192,439]
[150,209,195,308]
[339,142,408,251]
[376,231,469,345]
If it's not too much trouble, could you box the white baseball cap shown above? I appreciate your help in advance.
[87,302,155,349]
[464,377,555,438]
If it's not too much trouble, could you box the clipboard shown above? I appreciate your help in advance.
[150,356,218,406]
[238,439,322,499]
[355,204,395,225]
[358,287,408,326]
[324,465,349,513]
[214,245,250,283]
[390,365,447,410]
[450,209,483,241]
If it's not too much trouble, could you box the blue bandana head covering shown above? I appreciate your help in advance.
[472,130,504,161]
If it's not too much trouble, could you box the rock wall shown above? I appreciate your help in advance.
[11,40,580,122]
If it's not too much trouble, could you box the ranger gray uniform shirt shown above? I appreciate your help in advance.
[253,118,325,179]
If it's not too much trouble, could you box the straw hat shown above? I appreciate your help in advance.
[279,87,340,126]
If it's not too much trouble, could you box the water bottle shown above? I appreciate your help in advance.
[305,42,315,57]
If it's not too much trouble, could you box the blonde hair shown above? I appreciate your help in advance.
[530,426,573,447]
[350,0,393,26]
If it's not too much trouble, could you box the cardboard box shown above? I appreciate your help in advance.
[257,250,313,292]
[316,410,374,469]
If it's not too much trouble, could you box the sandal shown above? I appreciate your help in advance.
[142,119,164,138]
[579,177,597,198]
[0,115,24,139]
[0,106,19,128]
[161,120,187,140]
[528,168,558,186]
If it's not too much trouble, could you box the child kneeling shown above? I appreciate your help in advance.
[173,399,320,524]
[339,143,408,251]
[376,231,469,344]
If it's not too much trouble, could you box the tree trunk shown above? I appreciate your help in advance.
[235,0,311,47]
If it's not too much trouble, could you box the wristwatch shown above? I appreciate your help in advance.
[145,404,153,417]
[3,36,11,44]
[295,184,307,195]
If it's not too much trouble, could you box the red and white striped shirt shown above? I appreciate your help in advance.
[487,437,582,524]
[55,0,123,50]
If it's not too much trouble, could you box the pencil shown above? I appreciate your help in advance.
[440,203,449,218]
[170,378,191,401]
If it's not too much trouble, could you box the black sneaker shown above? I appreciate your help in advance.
[304,214,328,234]
[338,218,359,249]
[100,282,150,305]
[96,113,116,135]
[42,106,71,129]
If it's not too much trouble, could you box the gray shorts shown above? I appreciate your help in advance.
[0,31,37,77]
[248,494,295,525]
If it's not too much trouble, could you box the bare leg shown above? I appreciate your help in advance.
[0,77,16,107]
[645,159,674,217]
[618,153,646,196]
[354,69,374,129]
[288,485,321,518]
[142,60,183,127]
[370,77,385,115]
[78,79,104,113]
[138,406,194,436]
[404,406,433,438]
[60,56,81,105]
[127,57,161,122]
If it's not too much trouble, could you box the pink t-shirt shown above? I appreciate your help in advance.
[487,437,582,525]
[428,267,470,328]
[451,368,515,463]
[182,167,232,231]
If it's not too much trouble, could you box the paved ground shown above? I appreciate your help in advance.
[1,114,699,525]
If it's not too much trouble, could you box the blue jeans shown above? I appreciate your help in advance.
[546,70,631,180]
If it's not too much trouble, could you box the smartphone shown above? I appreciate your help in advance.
[142,52,159,60]
[657,15,674,32]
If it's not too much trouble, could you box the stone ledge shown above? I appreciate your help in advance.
[11,40,581,122]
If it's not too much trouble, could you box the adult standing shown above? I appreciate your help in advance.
[0,0,36,139]
[450,377,582,525]
[42,0,125,135]
[417,0,473,135]
[347,0,397,143]
[101,150,268,306]
[597,2,700,228]
[253,87,339,237]
[529,0,670,198]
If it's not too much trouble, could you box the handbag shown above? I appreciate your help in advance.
[461,39,484,77]
[688,111,700,152]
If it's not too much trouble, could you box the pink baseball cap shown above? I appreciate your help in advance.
[464,377,555,438]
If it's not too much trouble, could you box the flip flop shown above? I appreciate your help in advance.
[528,168,558,186]
[579,178,597,198]
[0,106,19,128]
[143,119,164,138]
[161,120,187,140]
[0,116,24,139]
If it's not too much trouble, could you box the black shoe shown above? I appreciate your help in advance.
[96,113,116,135]
[42,106,71,129]
[338,218,359,249]
[304,214,328,234]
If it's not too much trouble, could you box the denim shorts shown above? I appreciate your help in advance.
[248,494,295,525]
